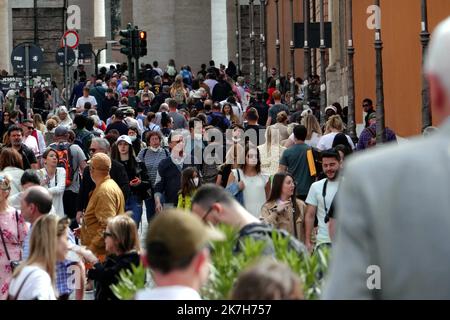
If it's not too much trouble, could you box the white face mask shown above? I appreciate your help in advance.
[150,146,160,152]
[129,136,137,142]
[192,177,199,187]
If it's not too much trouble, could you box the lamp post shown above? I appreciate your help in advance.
[290,0,296,99]
[250,0,256,89]
[275,0,281,85]
[260,0,267,90]
[374,0,385,143]
[303,0,311,105]
[319,0,327,125]
[421,0,431,130]
[347,0,357,140]
[235,0,241,76]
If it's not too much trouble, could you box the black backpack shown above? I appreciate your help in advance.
[209,114,229,133]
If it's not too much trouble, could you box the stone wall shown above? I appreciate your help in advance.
[240,4,261,84]
[12,7,65,85]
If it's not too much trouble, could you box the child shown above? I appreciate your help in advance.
[177,167,201,210]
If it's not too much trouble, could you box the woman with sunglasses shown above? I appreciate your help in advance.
[0,175,28,300]
[0,111,14,143]
[87,215,142,300]
[260,173,306,243]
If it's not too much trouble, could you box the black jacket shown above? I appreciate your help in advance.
[88,252,142,300]
[154,157,188,206]
[77,159,131,212]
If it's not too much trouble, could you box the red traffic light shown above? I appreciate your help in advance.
[139,31,147,40]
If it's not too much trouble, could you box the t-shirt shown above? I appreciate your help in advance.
[17,144,37,170]
[8,265,56,300]
[280,143,314,196]
[75,95,98,112]
[305,178,339,246]
[316,132,355,151]
[135,286,201,300]
[169,111,187,130]
[268,104,289,125]
[289,132,321,149]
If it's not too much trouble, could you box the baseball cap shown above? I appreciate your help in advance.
[90,153,111,172]
[325,105,337,114]
[146,210,224,265]
[54,126,69,137]
[117,135,132,145]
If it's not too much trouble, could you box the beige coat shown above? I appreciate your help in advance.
[80,176,125,256]
[260,199,306,243]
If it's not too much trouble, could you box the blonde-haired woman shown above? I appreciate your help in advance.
[8,215,69,300]
[258,123,287,176]
[317,115,354,151]
[87,215,142,300]
[285,114,322,149]
[0,176,28,299]
[170,75,188,105]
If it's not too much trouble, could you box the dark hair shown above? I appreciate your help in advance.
[42,148,59,161]
[363,98,373,107]
[246,108,259,122]
[8,125,23,136]
[266,173,301,231]
[84,102,92,110]
[146,131,162,144]
[188,117,201,130]
[161,112,172,128]
[153,61,159,68]
[0,148,23,170]
[241,145,261,174]
[209,60,215,67]
[85,117,95,131]
[332,133,352,151]
[21,169,41,186]
[73,115,87,129]
[192,184,237,210]
[24,187,53,214]
[334,144,352,158]
[168,99,178,109]
[146,239,196,275]
[180,167,201,197]
[293,125,307,141]
[321,149,341,162]
[111,140,137,172]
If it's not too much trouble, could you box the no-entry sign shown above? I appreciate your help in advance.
[61,30,80,49]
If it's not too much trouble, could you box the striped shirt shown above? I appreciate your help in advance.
[137,147,170,187]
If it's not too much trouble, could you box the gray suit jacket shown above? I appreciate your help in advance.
[323,119,450,299]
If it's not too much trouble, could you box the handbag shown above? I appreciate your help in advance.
[226,169,245,206]
[0,210,22,271]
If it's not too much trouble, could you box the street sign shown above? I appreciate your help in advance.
[78,44,93,59]
[0,75,52,92]
[56,47,76,67]
[61,30,79,49]
[10,43,44,75]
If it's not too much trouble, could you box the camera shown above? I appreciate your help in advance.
[10,260,21,271]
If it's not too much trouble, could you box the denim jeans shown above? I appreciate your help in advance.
[126,194,143,227]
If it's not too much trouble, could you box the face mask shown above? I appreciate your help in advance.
[192,178,199,187]
[150,146,160,152]
[129,136,137,142]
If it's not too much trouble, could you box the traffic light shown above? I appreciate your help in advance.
[138,30,147,57]
[119,28,133,57]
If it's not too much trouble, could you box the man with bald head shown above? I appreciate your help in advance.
[80,153,125,258]
[323,17,450,299]
[21,186,53,260]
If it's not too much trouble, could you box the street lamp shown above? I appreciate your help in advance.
[303,0,311,105]
[346,0,357,140]
[374,0,385,143]
[93,41,118,76]
[420,0,431,130]
[319,0,327,125]
[250,0,256,89]
[235,0,241,76]
[275,0,281,85]
[290,0,295,99]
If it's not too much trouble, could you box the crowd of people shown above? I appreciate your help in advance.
[0,55,401,301]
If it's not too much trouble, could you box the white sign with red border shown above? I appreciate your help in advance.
[61,30,79,49]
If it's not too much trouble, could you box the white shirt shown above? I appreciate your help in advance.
[38,167,66,217]
[316,132,355,151]
[232,169,269,218]
[8,265,56,300]
[305,178,340,246]
[0,167,24,196]
[75,95,97,113]
[135,286,201,300]
[289,132,322,149]
[24,135,39,157]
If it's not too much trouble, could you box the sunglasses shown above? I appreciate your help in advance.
[202,207,214,222]
[363,104,370,107]
[26,126,34,130]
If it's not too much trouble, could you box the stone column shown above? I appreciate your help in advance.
[94,0,106,64]
[0,0,12,73]
[211,0,229,66]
